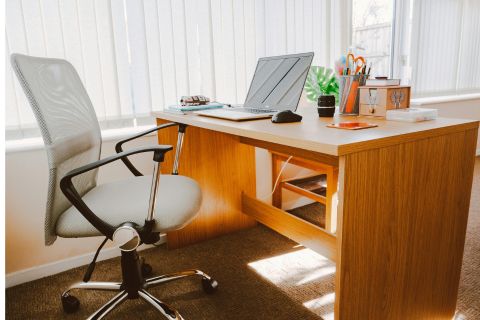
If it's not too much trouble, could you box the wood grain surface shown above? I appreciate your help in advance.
[335,127,478,319]
[155,112,479,319]
[153,108,478,156]
[242,193,337,262]
[157,119,257,248]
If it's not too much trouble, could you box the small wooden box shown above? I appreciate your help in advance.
[358,86,411,117]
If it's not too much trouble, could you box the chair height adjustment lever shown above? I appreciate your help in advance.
[140,220,160,245]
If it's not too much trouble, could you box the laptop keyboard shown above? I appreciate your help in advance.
[236,108,278,114]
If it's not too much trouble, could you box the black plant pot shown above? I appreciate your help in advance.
[317,95,336,117]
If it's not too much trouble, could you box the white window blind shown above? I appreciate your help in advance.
[410,0,480,96]
[6,0,134,138]
[6,0,349,139]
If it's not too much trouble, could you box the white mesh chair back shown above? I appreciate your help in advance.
[11,54,102,245]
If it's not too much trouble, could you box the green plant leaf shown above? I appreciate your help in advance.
[304,66,340,104]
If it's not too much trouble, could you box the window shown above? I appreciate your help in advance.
[351,0,394,78]
[351,0,480,97]
[5,0,349,141]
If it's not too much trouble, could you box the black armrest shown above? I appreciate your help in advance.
[115,123,180,176]
[60,145,173,239]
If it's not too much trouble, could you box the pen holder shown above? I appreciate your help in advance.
[339,75,367,115]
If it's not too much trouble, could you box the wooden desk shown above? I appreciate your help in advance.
[154,107,478,319]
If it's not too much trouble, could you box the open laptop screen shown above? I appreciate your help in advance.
[244,52,314,111]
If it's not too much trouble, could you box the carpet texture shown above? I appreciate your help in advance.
[6,227,334,320]
[456,157,480,319]
[6,158,479,319]
[288,202,326,228]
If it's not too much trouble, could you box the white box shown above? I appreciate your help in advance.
[386,108,438,122]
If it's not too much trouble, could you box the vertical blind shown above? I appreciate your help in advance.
[6,0,348,138]
[410,0,480,96]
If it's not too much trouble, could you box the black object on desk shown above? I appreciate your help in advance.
[271,110,303,123]
[317,95,335,117]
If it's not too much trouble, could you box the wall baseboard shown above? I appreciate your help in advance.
[6,235,166,288]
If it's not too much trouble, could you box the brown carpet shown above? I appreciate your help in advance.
[456,157,480,319]
[6,227,334,320]
[288,202,326,228]
[6,158,480,319]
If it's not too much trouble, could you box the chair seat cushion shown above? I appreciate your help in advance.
[56,174,202,238]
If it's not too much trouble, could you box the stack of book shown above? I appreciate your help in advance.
[364,78,401,86]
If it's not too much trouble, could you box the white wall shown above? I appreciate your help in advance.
[5,134,157,280]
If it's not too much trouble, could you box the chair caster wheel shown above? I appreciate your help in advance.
[141,263,153,277]
[202,277,218,294]
[61,294,80,314]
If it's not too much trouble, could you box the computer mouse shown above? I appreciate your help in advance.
[271,110,303,123]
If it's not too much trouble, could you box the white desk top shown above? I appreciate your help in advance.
[153,107,478,156]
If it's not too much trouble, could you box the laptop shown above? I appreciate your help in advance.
[195,52,314,121]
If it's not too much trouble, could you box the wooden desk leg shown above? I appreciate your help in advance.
[156,119,257,248]
[325,167,338,233]
[271,153,283,208]
[334,128,478,319]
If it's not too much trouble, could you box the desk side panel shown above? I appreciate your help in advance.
[335,127,478,319]
[157,119,257,248]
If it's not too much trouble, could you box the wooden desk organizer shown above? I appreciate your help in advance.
[359,85,411,117]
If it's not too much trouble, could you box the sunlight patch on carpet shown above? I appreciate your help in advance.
[247,247,332,285]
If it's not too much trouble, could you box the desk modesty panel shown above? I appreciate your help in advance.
[154,107,478,320]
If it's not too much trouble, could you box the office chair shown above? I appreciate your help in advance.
[11,54,217,320]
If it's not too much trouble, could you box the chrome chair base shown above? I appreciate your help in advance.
[61,250,218,319]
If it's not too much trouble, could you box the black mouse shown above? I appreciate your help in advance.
[271,110,303,123]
